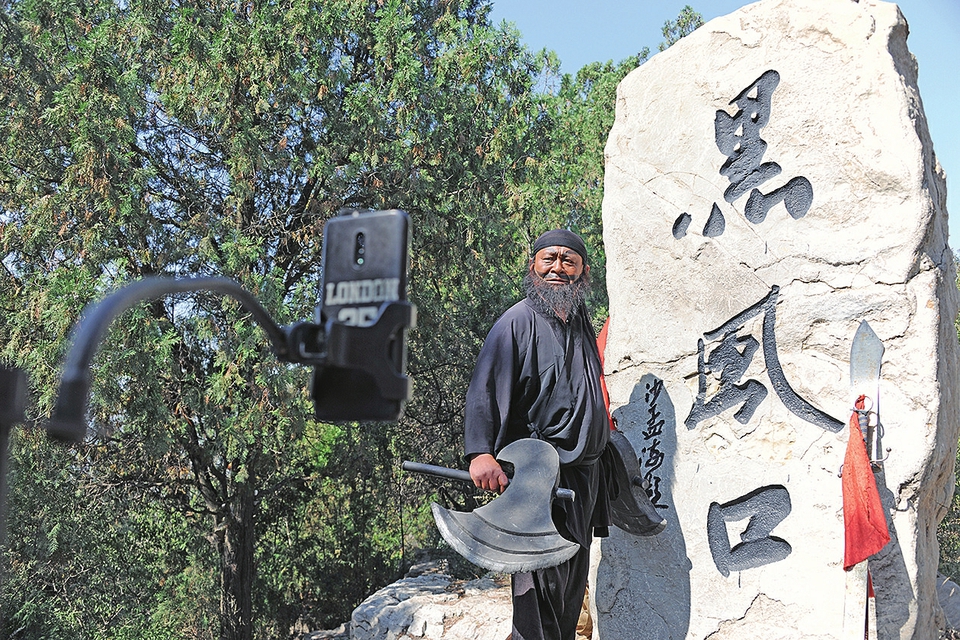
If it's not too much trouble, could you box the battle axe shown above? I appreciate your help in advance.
[608,429,667,536]
[401,438,579,573]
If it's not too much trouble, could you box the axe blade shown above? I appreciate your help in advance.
[608,429,667,536]
[431,438,580,573]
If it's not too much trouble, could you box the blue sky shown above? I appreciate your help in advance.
[489,0,960,249]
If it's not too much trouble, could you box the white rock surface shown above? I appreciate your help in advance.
[938,574,960,631]
[350,574,511,640]
[596,0,958,639]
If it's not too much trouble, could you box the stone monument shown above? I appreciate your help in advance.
[595,0,958,638]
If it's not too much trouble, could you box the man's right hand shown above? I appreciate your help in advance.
[468,453,509,493]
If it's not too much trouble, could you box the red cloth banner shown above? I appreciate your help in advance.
[597,318,614,430]
[843,395,890,570]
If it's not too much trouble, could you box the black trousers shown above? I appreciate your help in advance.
[511,453,608,640]
[510,541,591,640]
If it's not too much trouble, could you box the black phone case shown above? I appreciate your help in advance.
[312,210,409,421]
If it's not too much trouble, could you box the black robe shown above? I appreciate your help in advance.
[465,297,614,639]
[464,297,612,547]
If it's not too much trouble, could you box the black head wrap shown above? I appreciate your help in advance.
[531,229,588,265]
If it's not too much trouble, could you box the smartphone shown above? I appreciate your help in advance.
[311,209,411,421]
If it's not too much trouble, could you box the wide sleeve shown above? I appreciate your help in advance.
[463,313,524,460]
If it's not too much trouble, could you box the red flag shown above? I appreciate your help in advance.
[597,318,615,430]
[842,395,890,570]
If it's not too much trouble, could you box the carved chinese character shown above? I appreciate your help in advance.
[715,70,784,203]
[674,69,814,239]
[685,286,843,432]
[707,485,792,576]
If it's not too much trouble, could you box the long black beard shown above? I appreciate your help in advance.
[523,270,590,322]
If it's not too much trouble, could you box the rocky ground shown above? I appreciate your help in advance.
[302,568,960,639]
[301,561,511,640]
[301,556,595,640]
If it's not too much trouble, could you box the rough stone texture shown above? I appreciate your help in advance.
[303,623,349,639]
[596,0,958,639]
[939,575,960,631]
[349,573,512,640]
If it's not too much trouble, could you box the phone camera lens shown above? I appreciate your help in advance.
[355,232,366,266]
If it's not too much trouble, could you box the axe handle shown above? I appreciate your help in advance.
[401,460,575,502]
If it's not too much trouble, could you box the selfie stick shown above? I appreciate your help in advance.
[46,276,416,443]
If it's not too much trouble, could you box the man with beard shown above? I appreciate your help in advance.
[464,229,612,640]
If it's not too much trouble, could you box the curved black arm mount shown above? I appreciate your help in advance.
[47,277,416,443]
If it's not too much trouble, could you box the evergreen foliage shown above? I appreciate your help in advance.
[940,453,960,581]
[0,1,703,637]
[659,5,704,52]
